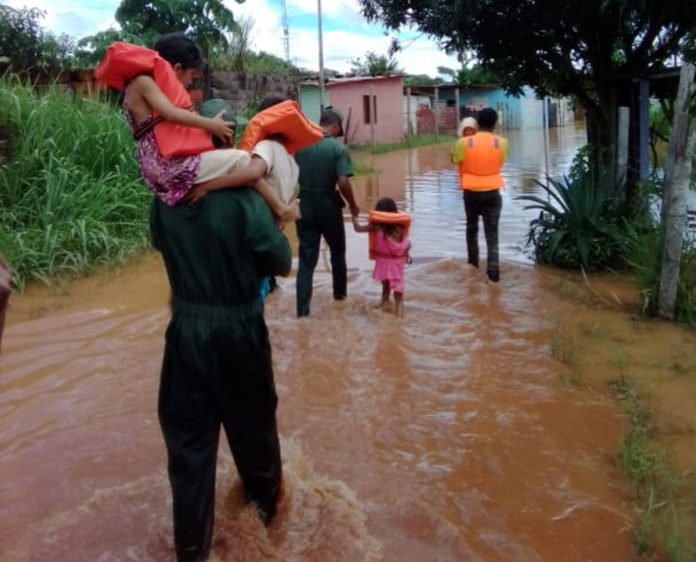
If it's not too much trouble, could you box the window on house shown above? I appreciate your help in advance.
[363,95,378,124]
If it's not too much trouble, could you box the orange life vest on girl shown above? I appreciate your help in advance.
[95,41,214,159]
[238,100,323,156]
[368,210,411,260]
[458,132,505,191]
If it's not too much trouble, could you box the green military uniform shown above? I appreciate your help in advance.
[294,134,353,317]
[150,188,291,562]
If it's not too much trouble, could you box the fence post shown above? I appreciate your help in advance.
[370,84,376,153]
[434,86,439,140]
[406,86,412,144]
[616,106,630,193]
[658,62,696,319]
[454,88,460,131]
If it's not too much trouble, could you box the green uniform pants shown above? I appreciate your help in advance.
[295,190,347,317]
[159,300,281,562]
[150,190,290,562]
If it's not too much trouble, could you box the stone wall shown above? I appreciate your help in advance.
[210,71,300,114]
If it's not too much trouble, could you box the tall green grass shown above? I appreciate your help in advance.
[517,172,625,270]
[610,374,696,561]
[627,231,696,326]
[351,134,451,154]
[0,76,151,289]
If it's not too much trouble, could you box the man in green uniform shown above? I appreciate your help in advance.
[294,107,360,317]
[150,187,291,562]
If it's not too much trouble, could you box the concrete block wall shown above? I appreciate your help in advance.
[211,71,300,115]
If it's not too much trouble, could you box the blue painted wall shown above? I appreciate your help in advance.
[298,85,329,124]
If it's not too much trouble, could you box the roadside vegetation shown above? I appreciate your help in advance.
[610,374,696,562]
[0,77,150,289]
[352,133,451,155]
[518,131,696,327]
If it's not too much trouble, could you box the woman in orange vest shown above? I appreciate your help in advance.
[451,107,508,282]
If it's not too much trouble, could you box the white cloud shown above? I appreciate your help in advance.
[2,0,460,76]
[2,0,117,37]
[226,0,459,75]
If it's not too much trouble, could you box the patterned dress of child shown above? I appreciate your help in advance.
[372,230,410,293]
[125,110,201,206]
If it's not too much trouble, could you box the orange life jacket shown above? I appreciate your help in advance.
[458,132,505,190]
[367,210,412,260]
[238,100,323,155]
[94,41,214,159]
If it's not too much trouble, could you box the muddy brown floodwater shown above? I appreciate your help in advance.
[4,122,690,561]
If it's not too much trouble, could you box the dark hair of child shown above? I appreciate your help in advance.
[375,197,404,240]
[256,95,289,144]
[153,33,203,70]
[258,95,287,112]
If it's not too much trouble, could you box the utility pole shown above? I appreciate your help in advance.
[317,0,325,109]
[281,0,290,63]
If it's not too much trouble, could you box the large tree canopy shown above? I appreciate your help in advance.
[359,0,693,99]
[359,0,696,181]
[74,0,242,67]
[349,51,401,76]
[0,6,74,72]
[115,0,240,50]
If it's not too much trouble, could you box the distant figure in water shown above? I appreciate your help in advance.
[451,107,507,282]
[352,197,411,318]
[0,254,10,351]
[457,116,479,139]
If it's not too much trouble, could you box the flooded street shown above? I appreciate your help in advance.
[0,123,656,561]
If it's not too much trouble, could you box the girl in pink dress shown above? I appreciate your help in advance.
[352,197,411,317]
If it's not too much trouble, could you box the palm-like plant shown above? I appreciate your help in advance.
[517,172,623,270]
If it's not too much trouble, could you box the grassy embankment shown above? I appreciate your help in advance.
[0,76,451,290]
[351,133,452,174]
[547,272,696,562]
[0,77,150,290]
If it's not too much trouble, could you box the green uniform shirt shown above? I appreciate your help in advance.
[150,188,291,307]
[294,135,353,225]
[295,135,353,193]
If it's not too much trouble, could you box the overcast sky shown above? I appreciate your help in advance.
[2,0,461,76]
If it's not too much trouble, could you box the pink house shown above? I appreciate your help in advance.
[299,75,405,145]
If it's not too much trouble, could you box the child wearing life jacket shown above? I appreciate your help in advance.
[95,34,305,223]
[352,197,411,318]
[186,95,301,220]
[450,116,478,163]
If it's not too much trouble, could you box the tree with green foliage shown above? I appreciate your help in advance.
[436,66,455,83]
[0,5,74,73]
[72,29,124,69]
[457,64,503,87]
[349,51,401,76]
[403,74,442,86]
[359,0,696,195]
[75,0,241,67]
[115,0,240,51]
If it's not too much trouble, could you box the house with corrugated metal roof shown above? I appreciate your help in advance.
[299,74,404,145]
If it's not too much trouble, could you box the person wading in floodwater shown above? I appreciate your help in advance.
[451,107,508,282]
[150,172,292,561]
